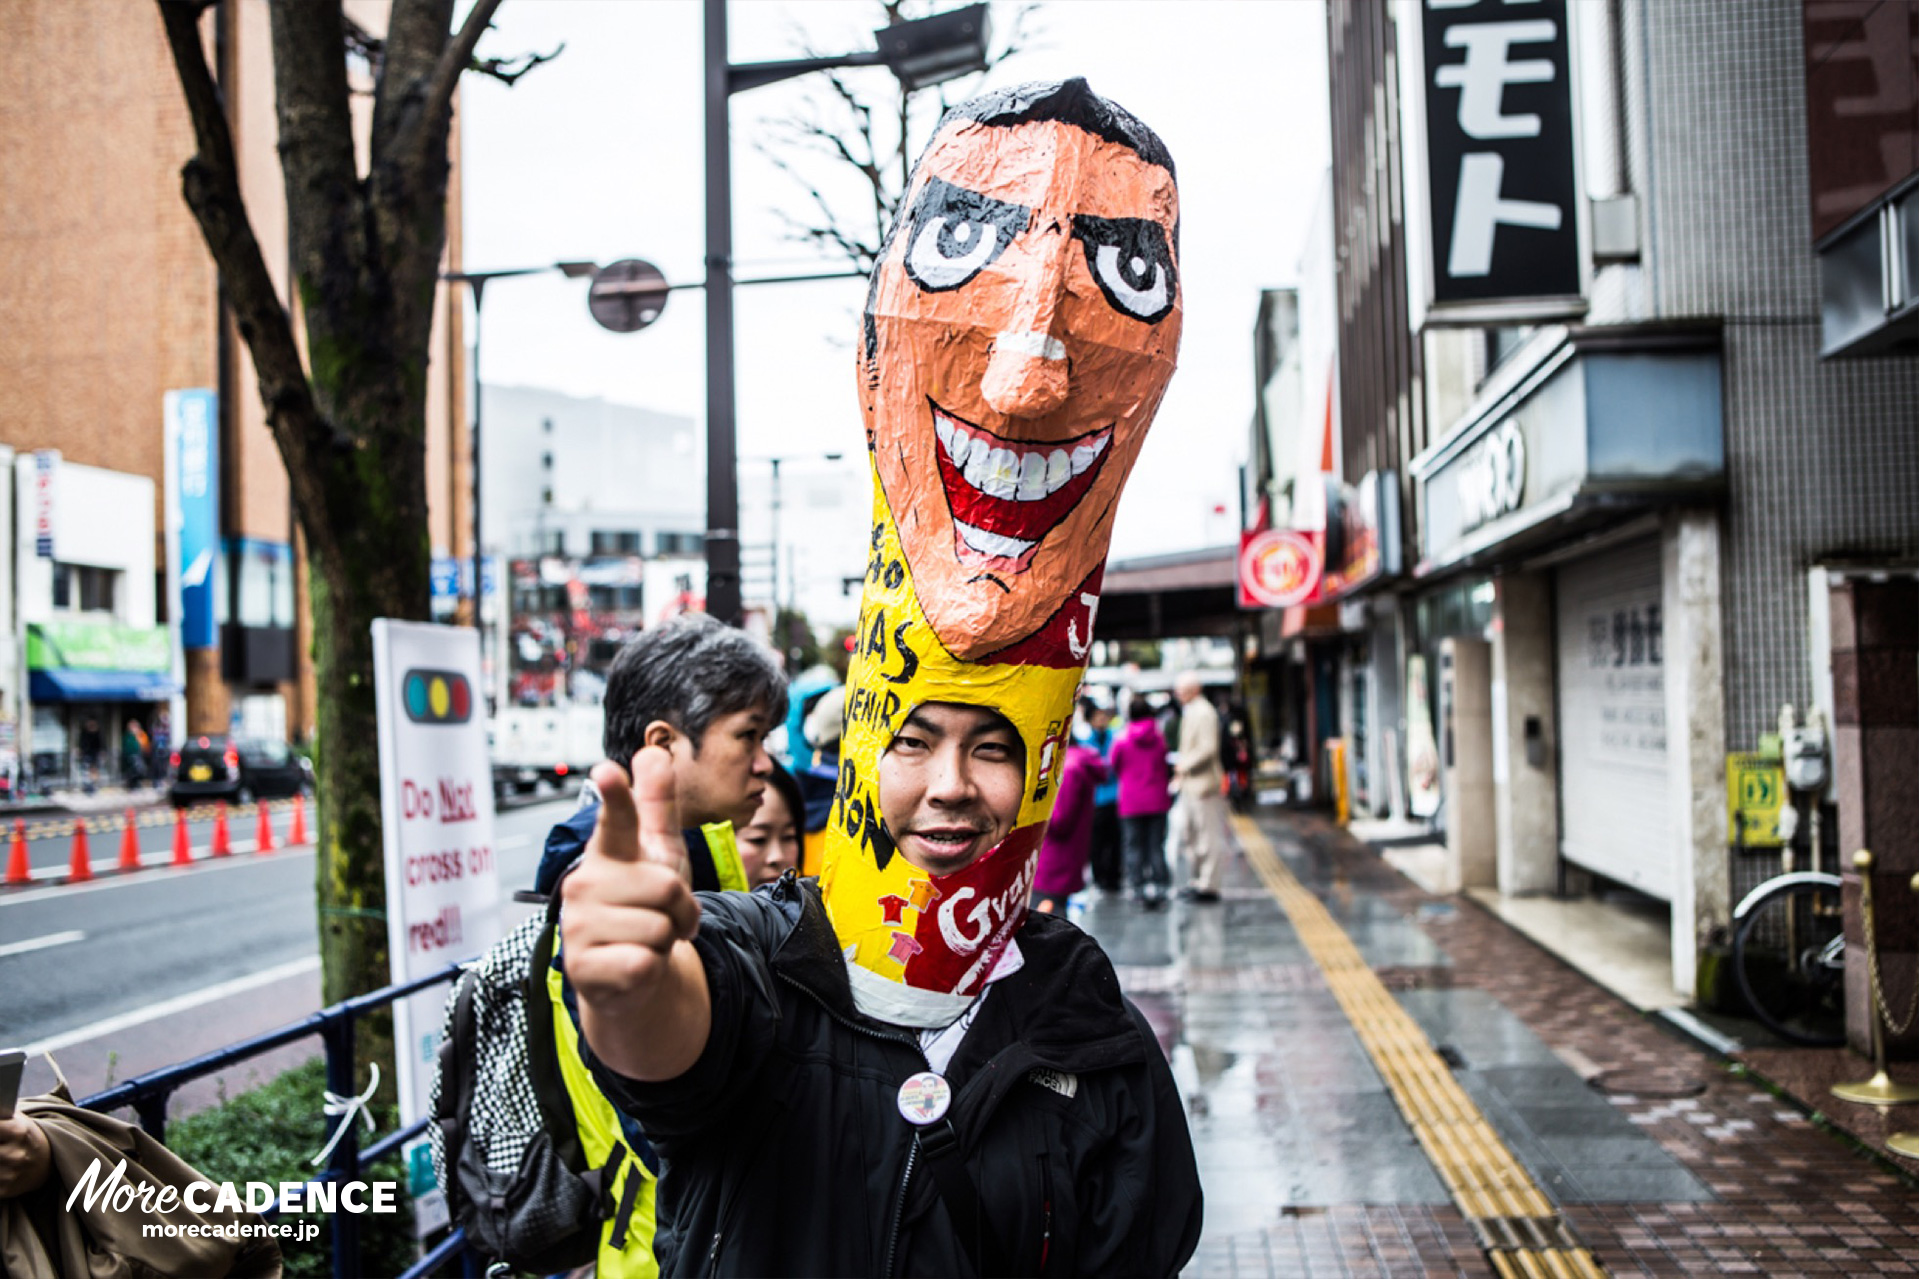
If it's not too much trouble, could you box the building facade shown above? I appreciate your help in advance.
[1316,0,1915,1007]
[0,0,469,769]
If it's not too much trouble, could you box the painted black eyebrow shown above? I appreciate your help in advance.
[908,175,1033,242]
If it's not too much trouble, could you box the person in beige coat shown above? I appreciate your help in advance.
[1171,672,1229,900]
[0,1087,281,1278]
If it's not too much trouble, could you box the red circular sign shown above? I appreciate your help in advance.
[1240,530,1321,608]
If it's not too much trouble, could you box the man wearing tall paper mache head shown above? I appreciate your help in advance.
[567,80,1200,1277]
[820,76,1184,1023]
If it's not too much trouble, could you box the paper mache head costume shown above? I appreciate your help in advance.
[818,79,1182,1023]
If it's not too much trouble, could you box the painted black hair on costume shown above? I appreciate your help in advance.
[861,77,1173,363]
[602,613,788,764]
[941,77,1174,178]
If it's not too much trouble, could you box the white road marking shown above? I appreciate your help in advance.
[0,846,317,908]
[22,956,323,1056]
[0,929,85,959]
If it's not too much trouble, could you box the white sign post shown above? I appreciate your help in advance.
[371,619,502,1234]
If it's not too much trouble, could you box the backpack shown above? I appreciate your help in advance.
[427,892,638,1273]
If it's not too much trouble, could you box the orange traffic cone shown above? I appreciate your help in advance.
[118,808,142,872]
[256,801,275,854]
[171,808,193,867]
[4,819,28,885]
[288,795,308,846]
[68,820,93,883]
[211,803,232,857]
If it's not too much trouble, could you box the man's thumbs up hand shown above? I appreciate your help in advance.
[561,748,701,1007]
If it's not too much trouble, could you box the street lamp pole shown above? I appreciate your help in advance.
[700,0,991,626]
[704,0,742,625]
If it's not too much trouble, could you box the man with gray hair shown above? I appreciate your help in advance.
[536,612,789,895]
[1172,671,1228,901]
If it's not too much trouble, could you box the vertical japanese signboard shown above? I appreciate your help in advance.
[1416,0,1583,319]
[371,620,502,1233]
[162,390,220,650]
[32,450,58,559]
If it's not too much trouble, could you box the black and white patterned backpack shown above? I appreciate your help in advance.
[427,894,619,1272]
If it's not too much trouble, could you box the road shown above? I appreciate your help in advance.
[0,793,574,1109]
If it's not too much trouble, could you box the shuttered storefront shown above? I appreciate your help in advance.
[1554,540,1674,899]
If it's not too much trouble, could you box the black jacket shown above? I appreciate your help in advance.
[586,875,1203,1278]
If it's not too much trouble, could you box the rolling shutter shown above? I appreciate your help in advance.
[1554,540,1674,900]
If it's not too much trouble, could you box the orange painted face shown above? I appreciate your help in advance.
[859,116,1183,660]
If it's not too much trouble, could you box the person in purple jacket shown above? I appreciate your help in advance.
[1110,695,1175,909]
[1031,738,1110,915]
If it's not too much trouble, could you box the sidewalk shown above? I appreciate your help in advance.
[1079,804,1916,1277]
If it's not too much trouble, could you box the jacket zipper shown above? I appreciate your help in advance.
[775,971,929,1277]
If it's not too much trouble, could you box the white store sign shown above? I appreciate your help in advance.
[371,620,502,1228]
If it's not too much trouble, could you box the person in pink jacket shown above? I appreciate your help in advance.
[1109,696,1175,908]
[1031,740,1110,914]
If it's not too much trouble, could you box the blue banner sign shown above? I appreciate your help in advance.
[166,389,220,650]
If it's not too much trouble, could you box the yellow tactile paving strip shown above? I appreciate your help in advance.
[1233,813,1608,1279]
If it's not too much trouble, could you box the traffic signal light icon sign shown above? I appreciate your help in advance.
[402,669,473,724]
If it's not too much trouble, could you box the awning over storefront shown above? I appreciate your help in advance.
[30,668,179,702]
[26,619,176,702]
[1410,322,1725,576]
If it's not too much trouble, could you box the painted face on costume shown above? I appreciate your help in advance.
[860,116,1182,660]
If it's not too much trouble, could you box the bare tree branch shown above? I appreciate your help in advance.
[264,0,359,295]
[156,0,334,552]
[471,42,563,86]
[754,0,1046,276]
[416,0,508,153]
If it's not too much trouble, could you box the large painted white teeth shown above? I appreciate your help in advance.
[1015,452,1047,501]
[955,520,1037,559]
[1070,434,1110,477]
[1045,449,1070,491]
[936,412,1110,502]
[981,448,1018,499]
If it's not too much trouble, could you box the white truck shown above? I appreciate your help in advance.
[489,702,605,798]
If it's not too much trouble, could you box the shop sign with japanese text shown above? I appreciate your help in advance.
[1417,0,1583,320]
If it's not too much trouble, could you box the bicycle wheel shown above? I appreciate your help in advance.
[1732,879,1846,1046]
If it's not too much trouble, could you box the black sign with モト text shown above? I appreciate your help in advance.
[1421,0,1581,313]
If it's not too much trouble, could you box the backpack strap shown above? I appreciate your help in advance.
[432,971,479,1221]
[916,1120,1011,1278]
[524,890,586,1171]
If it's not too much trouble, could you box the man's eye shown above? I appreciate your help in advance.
[1074,215,1177,323]
[900,177,1029,293]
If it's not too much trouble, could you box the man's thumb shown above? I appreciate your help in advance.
[586,760,642,864]
[630,746,683,867]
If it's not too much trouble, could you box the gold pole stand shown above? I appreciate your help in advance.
[1833,853,1919,1106]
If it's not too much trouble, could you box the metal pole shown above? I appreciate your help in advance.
[704,0,742,626]
[469,279,486,635]
[770,457,782,622]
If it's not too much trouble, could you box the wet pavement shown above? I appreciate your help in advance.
[1081,805,1918,1277]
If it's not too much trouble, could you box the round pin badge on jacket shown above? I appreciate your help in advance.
[896,1071,953,1125]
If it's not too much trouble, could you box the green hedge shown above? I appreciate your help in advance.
[163,1057,447,1279]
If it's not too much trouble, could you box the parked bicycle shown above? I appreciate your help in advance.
[1731,797,1845,1045]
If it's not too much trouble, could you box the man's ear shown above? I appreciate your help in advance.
[643,719,681,752]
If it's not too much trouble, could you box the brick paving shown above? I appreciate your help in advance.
[1253,807,1918,1278]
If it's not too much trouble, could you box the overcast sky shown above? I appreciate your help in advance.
[461,0,1330,620]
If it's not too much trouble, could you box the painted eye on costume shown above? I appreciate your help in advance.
[901,177,1031,292]
[1074,214,1177,323]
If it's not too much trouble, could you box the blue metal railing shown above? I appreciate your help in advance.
[79,962,479,1279]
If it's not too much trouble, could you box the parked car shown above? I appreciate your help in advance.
[168,735,242,807]
[236,736,310,800]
